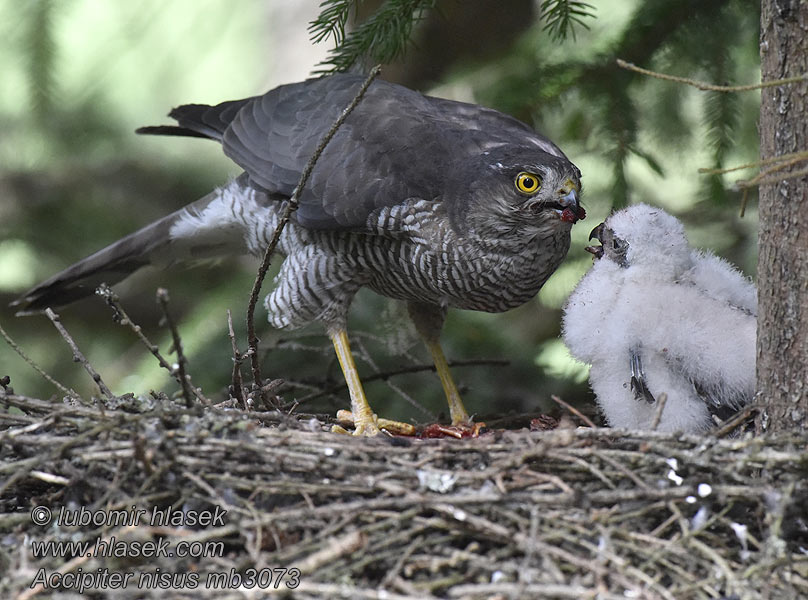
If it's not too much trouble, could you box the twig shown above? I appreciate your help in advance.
[96,284,208,405]
[735,160,808,216]
[617,59,808,92]
[740,187,750,218]
[712,402,760,438]
[737,153,808,186]
[448,583,625,600]
[697,151,808,175]
[550,394,596,428]
[353,336,436,420]
[245,65,383,397]
[738,166,808,189]
[519,505,540,586]
[697,151,808,216]
[226,309,246,409]
[44,308,114,403]
[295,358,509,403]
[297,529,367,574]
[650,392,668,431]
[156,288,199,407]
[0,320,79,399]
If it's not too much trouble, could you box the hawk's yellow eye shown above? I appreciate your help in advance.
[515,172,542,194]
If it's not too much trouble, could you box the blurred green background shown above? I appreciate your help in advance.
[0,0,759,425]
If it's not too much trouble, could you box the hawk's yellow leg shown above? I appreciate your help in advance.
[424,339,470,425]
[329,329,379,436]
[329,329,415,436]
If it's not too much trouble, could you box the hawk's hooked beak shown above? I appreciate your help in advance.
[585,222,604,259]
[557,182,585,223]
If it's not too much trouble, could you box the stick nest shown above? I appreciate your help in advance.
[2,392,807,599]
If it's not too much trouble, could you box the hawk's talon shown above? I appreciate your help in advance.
[336,409,415,436]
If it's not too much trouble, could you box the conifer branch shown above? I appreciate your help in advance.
[541,0,595,41]
[310,0,437,73]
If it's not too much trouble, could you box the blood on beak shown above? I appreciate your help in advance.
[559,189,585,223]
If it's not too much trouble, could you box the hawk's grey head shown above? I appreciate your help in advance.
[446,145,584,239]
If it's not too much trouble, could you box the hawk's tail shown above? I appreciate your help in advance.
[12,210,185,316]
[12,181,264,315]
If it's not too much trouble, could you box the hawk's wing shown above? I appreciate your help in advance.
[138,74,567,229]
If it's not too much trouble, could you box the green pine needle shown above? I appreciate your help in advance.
[541,0,595,41]
[309,0,438,73]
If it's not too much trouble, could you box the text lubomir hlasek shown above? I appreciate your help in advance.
[56,505,226,528]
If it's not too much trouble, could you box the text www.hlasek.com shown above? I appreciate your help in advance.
[31,536,222,559]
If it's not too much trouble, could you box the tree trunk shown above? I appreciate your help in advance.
[757,0,808,433]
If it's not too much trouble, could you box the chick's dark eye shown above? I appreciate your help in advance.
[515,172,542,194]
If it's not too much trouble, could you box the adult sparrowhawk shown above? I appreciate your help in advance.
[14,73,585,435]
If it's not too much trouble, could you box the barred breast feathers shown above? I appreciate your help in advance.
[166,179,570,326]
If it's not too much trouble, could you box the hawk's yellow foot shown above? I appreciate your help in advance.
[329,328,416,437]
[335,409,417,436]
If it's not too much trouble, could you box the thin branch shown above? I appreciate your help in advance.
[44,308,114,403]
[697,151,808,175]
[156,288,201,408]
[712,403,760,438]
[245,65,383,395]
[297,530,367,574]
[295,358,508,403]
[740,187,750,218]
[650,392,668,431]
[0,319,79,399]
[226,309,246,409]
[96,284,208,405]
[738,166,808,189]
[617,59,808,92]
[697,150,808,216]
[734,154,808,215]
[550,394,596,428]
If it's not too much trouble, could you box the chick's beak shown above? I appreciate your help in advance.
[585,222,605,259]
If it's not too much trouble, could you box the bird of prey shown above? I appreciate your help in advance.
[14,73,585,436]
[562,204,755,433]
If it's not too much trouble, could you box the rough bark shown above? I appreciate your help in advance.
[757,0,808,432]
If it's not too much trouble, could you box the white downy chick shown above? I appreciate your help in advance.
[562,204,756,432]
